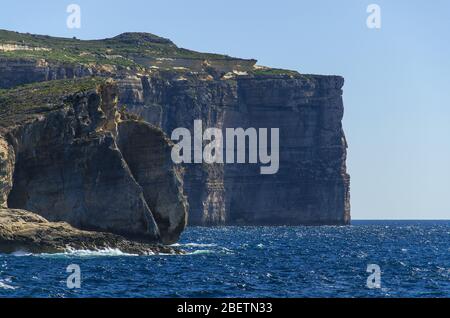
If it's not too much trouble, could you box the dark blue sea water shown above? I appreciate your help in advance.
[1,221,449,298]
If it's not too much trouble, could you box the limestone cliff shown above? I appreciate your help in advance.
[0,136,14,208]
[121,74,350,225]
[0,29,350,229]
[0,78,188,247]
[117,120,188,243]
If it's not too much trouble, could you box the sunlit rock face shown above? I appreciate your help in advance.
[0,137,14,209]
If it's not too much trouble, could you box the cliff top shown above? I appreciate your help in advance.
[0,29,252,68]
[0,30,306,77]
[0,77,106,127]
[0,30,346,82]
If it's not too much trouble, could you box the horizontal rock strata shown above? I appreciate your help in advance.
[0,79,188,253]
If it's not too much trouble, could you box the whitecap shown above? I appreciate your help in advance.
[171,243,217,248]
[184,249,216,255]
[0,280,17,290]
[39,247,140,257]
[11,251,33,257]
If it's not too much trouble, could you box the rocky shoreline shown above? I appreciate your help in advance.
[0,209,183,255]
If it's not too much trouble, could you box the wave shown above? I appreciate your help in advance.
[6,244,229,258]
[169,242,235,255]
[11,251,33,257]
[41,247,141,257]
[6,248,140,258]
[185,249,216,255]
[170,243,217,248]
[0,279,17,290]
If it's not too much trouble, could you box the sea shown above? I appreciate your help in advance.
[1,221,449,298]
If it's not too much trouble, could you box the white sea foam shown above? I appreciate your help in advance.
[8,244,225,258]
[6,247,217,258]
[0,279,16,290]
[185,249,216,255]
[169,242,235,255]
[155,249,216,256]
[43,247,140,257]
[8,247,140,258]
[11,251,33,257]
[171,243,217,248]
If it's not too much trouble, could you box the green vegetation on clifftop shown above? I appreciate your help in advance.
[0,77,106,116]
[0,29,308,81]
[252,67,300,77]
[0,29,241,68]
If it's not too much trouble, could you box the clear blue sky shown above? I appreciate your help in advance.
[1,0,449,219]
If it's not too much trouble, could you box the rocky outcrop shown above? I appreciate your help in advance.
[0,57,101,89]
[0,209,181,255]
[0,79,188,250]
[117,121,188,244]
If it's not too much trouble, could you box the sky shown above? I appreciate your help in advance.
[1,0,449,219]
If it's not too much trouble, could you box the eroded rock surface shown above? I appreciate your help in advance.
[0,137,14,208]
[117,120,188,244]
[0,209,181,255]
[0,79,188,250]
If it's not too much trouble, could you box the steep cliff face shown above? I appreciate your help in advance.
[0,79,187,244]
[0,57,103,89]
[122,74,233,224]
[0,30,350,227]
[0,137,14,208]
[121,74,350,225]
[235,76,350,224]
[117,121,188,244]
